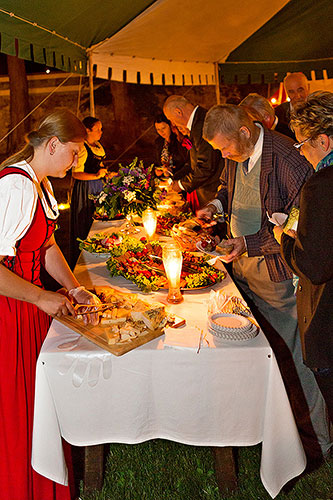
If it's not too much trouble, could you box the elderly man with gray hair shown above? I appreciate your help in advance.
[275,72,311,139]
[240,93,291,137]
[197,103,331,464]
[163,95,224,208]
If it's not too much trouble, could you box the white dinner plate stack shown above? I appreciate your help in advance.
[208,313,258,341]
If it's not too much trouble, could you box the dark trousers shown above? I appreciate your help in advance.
[313,369,333,424]
[232,255,331,458]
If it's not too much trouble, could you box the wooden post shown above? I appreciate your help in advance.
[211,446,238,494]
[214,62,220,105]
[88,52,95,117]
[7,53,30,154]
[83,444,104,492]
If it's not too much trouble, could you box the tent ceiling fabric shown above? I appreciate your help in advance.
[0,0,288,85]
[220,0,333,83]
[0,0,156,74]
[91,0,289,85]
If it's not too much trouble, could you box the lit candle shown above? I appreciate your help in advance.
[162,242,183,304]
[142,207,157,239]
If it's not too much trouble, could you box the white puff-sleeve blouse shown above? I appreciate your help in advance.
[0,161,59,256]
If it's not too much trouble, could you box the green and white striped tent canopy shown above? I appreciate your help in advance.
[0,0,331,85]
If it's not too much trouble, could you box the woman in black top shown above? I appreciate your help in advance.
[70,116,108,267]
[154,114,189,180]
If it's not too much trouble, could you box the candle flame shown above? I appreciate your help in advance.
[142,208,157,238]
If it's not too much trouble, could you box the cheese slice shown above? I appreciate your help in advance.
[100,326,120,344]
[100,317,126,325]
[140,305,166,330]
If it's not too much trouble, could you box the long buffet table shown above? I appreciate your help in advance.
[32,220,306,498]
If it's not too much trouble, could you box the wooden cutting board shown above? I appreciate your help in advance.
[55,315,164,356]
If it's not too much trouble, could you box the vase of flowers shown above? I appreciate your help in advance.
[92,158,163,220]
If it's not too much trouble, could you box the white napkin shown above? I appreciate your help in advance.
[267,212,288,226]
[163,327,206,350]
[207,289,229,315]
[267,211,299,231]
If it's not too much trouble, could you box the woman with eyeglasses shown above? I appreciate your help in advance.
[274,91,333,423]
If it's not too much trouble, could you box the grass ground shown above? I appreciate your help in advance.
[79,441,332,500]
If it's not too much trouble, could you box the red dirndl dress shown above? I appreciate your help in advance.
[0,167,71,500]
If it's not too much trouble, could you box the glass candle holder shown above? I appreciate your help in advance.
[142,207,157,240]
[120,213,140,234]
[162,242,183,304]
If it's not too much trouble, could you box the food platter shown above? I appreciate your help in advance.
[161,283,214,292]
[171,218,214,252]
[78,233,138,254]
[56,286,168,356]
[196,241,223,258]
[56,315,165,355]
[156,212,192,236]
[106,238,226,293]
[84,250,110,256]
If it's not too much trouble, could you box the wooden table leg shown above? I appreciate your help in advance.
[83,444,105,492]
[211,446,238,494]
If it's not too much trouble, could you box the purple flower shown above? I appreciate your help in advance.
[129,168,140,177]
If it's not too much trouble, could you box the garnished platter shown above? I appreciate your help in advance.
[106,237,225,293]
[78,233,137,254]
[156,212,192,236]
[56,286,169,355]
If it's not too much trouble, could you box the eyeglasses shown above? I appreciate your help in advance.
[293,137,311,150]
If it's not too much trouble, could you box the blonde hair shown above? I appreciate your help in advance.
[203,104,254,142]
[290,91,333,139]
[0,108,87,171]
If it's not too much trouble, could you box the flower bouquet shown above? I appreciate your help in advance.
[92,158,163,220]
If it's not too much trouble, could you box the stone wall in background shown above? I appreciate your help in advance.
[0,72,270,166]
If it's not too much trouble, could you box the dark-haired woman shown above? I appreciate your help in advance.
[154,114,189,179]
[0,109,100,499]
[154,114,203,211]
[70,117,108,267]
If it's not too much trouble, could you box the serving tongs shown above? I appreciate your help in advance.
[221,296,251,316]
[74,303,115,315]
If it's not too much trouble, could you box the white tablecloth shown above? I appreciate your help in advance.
[32,221,306,498]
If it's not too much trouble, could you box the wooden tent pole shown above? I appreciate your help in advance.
[214,62,220,104]
[88,52,95,117]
